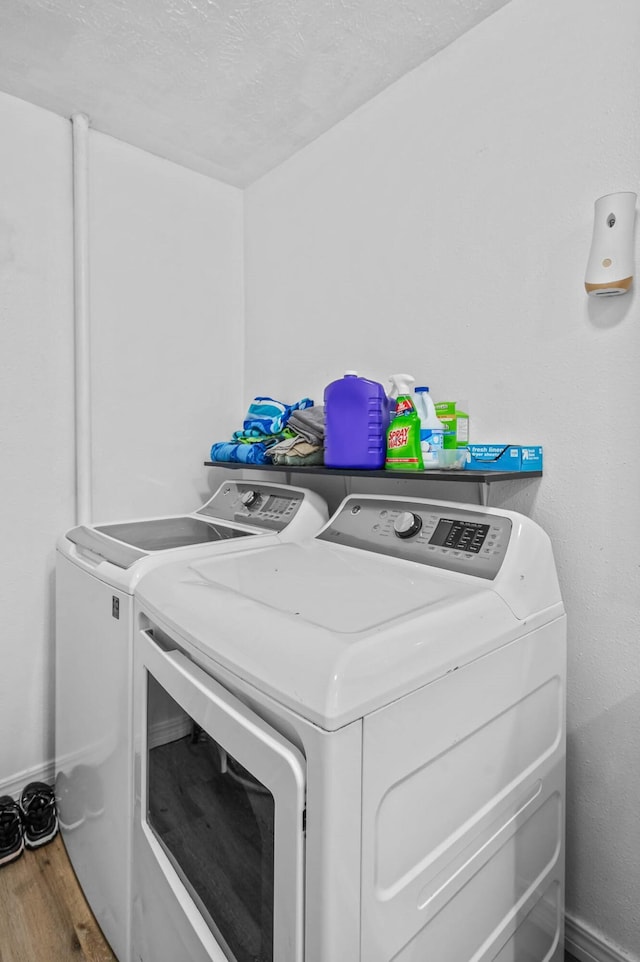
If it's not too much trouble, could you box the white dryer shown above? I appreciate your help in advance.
[54,479,327,962]
[131,493,566,962]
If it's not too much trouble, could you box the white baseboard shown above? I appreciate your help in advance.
[565,913,638,962]
[0,760,56,801]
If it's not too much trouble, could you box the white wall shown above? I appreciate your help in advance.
[0,90,244,795]
[245,0,640,958]
[88,131,244,521]
[0,93,75,792]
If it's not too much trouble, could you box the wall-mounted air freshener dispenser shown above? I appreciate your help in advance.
[585,191,636,296]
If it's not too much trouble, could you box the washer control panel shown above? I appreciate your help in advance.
[318,497,512,579]
[196,481,303,531]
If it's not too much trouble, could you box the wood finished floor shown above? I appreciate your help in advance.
[0,834,580,962]
[0,834,116,962]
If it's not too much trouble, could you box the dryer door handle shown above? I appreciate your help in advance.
[138,630,306,789]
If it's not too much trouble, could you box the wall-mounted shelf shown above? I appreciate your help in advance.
[204,461,542,506]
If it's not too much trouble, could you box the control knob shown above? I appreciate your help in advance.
[241,489,260,508]
[393,511,423,539]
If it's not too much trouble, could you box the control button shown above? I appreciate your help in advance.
[393,512,423,539]
[241,490,259,508]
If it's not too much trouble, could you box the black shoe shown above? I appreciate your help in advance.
[0,796,24,867]
[20,782,58,849]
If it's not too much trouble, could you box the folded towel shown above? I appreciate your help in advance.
[270,440,324,466]
[287,405,325,446]
[267,436,299,457]
[274,450,324,467]
[232,396,314,439]
[210,441,274,465]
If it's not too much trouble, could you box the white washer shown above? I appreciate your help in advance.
[132,493,567,962]
[54,479,327,962]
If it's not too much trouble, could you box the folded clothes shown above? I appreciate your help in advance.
[270,439,324,466]
[275,450,324,467]
[210,441,274,464]
[287,405,325,446]
[267,437,294,455]
[269,439,322,459]
[210,395,317,465]
[232,396,314,439]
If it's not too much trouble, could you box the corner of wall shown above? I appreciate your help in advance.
[565,913,638,962]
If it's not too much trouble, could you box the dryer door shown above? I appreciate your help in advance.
[134,629,305,962]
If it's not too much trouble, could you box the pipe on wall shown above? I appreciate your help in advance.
[71,112,92,524]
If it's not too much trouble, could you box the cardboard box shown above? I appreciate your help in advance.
[464,445,543,472]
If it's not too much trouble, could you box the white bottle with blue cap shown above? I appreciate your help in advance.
[414,386,445,469]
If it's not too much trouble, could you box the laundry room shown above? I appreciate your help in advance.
[0,1,638,961]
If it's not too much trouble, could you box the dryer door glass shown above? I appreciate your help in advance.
[138,630,305,962]
[147,675,274,962]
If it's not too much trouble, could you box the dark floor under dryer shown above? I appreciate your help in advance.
[147,727,275,962]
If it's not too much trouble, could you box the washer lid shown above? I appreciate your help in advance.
[62,480,327,571]
[94,516,255,553]
[137,495,564,730]
[67,518,256,568]
[138,540,529,730]
[189,540,468,633]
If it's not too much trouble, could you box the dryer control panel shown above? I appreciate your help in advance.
[196,481,303,532]
[317,497,512,580]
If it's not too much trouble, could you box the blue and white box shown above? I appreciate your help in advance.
[464,445,543,472]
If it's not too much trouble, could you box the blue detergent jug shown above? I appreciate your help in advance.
[324,372,390,469]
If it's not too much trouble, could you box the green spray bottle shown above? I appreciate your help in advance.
[385,374,424,471]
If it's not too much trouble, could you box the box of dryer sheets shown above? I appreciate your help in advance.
[464,445,543,472]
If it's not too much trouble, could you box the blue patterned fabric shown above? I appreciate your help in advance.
[209,395,315,465]
[232,396,313,439]
[209,441,274,464]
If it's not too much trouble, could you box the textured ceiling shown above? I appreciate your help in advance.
[0,0,511,186]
